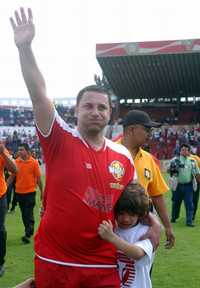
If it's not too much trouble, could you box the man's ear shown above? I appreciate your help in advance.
[127,125,134,136]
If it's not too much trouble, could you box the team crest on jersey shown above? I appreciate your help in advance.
[109,161,125,181]
[144,168,151,180]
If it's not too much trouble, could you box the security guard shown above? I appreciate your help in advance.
[117,109,175,248]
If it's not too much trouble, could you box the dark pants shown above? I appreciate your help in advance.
[0,194,7,265]
[171,183,194,225]
[193,184,200,220]
[16,192,36,237]
[6,183,17,211]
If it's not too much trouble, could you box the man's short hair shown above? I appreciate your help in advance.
[180,143,190,151]
[114,183,150,217]
[19,143,30,152]
[76,85,112,108]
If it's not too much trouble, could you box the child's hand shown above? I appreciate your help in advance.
[98,220,115,242]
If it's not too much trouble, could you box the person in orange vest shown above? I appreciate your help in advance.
[9,143,43,244]
[0,143,17,277]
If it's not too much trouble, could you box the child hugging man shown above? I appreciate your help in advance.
[98,183,154,288]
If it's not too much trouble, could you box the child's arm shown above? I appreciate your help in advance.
[98,220,146,260]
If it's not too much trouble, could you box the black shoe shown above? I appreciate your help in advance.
[186,223,195,227]
[171,219,176,223]
[0,265,5,277]
[21,236,30,244]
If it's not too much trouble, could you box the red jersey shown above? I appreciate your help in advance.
[35,112,136,267]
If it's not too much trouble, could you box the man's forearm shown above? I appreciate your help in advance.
[152,195,175,248]
[152,195,171,229]
[2,152,17,174]
[140,213,162,250]
[18,45,46,105]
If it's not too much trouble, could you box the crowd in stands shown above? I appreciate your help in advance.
[120,105,200,125]
[0,105,76,127]
[108,123,200,160]
[0,129,42,161]
[0,107,34,126]
[149,124,200,159]
[0,105,200,160]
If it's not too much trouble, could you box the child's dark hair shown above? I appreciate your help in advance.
[114,183,150,218]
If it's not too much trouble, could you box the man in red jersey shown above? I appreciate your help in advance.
[10,8,160,288]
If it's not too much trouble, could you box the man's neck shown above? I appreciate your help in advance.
[78,128,105,151]
[20,155,29,161]
[122,137,139,159]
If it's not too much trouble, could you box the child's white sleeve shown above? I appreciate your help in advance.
[134,239,154,267]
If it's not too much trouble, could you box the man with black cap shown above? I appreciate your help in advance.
[117,109,175,249]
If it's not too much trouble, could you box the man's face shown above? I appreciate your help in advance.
[180,146,190,157]
[18,147,29,158]
[31,150,36,158]
[129,124,152,146]
[76,91,111,134]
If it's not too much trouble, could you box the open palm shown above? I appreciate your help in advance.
[10,7,35,47]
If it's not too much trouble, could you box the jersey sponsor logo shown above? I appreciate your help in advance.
[109,182,124,190]
[108,161,125,181]
[83,186,113,212]
[144,168,151,180]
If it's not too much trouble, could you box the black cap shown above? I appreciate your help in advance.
[123,110,161,128]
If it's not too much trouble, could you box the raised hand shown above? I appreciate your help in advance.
[10,7,35,48]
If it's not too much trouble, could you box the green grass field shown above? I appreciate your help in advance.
[1,181,200,287]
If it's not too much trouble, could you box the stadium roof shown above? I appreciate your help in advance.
[96,39,200,102]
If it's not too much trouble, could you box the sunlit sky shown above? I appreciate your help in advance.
[1,0,200,100]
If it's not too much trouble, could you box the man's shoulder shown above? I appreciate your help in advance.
[140,149,160,166]
[105,138,133,162]
[170,156,179,162]
[30,156,39,164]
[15,157,21,164]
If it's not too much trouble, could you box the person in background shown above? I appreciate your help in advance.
[9,143,43,244]
[189,152,200,221]
[116,110,175,249]
[0,143,17,277]
[31,149,42,166]
[5,147,17,213]
[169,143,200,226]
